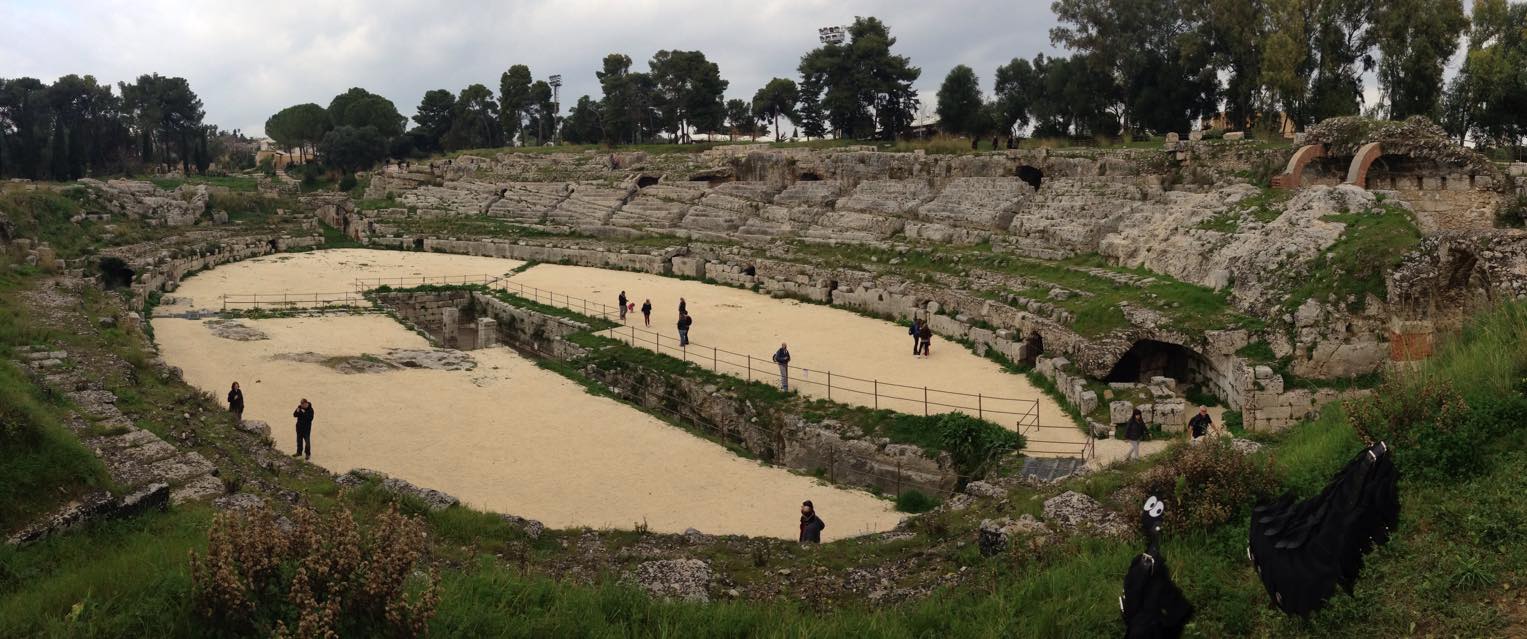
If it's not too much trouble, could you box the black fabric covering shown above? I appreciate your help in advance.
[1248,441,1400,617]
[1121,497,1194,638]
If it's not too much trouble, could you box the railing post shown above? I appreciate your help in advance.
[873,380,878,410]
[827,371,832,401]
[747,354,752,382]
[978,394,983,420]
[923,387,928,416]
[712,347,717,371]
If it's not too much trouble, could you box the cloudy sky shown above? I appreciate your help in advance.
[1,0,1065,137]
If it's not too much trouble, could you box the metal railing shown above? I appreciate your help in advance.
[220,291,371,310]
[353,274,500,290]
[476,275,1046,425]
[1018,421,1094,460]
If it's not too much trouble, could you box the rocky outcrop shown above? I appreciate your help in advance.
[6,483,169,545]
[631,558,715,602]
[1042,491,1128,537]
[76,178,208,226]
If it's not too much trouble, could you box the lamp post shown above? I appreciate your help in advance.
[548,74,563,145]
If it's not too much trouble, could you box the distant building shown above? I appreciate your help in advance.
[253,138,296,170]
[1199,112,1297,138]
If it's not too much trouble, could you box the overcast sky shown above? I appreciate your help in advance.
[1,0,1066,137]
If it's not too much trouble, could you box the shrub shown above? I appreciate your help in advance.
[894,490,939,513]
[338,173,358,193]
[1121,438,1279,531]
[935,412,1023,477]
[190,503,439,637]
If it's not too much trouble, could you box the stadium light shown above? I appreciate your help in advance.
[818,26,845,45]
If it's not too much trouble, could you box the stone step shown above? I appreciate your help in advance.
[1017,456,1087,483]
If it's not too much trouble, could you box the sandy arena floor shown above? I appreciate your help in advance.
[157,248,527,314]
[152,313,901,539]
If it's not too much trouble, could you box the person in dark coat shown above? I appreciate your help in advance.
[917,323,933,358]
[1125,408,1147,461]
[293,398,315,460]
[227,382,244,422]
[618,291,628,322]
[799,500,825,543]
[678,297,687,316]
[1188,408,1213,440]
[641,299,653,327]
[677,312,693,347]
[909,319,923,355]
[772,343,791,391]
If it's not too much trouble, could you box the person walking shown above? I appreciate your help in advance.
[678,297,687,316]
[799,500,825,544]
[1125,408,1147,461]
[618,291,628,322]
[293,398,315,460]
[918,322,933,358]
[227,382,244,422]
[772,343,791,391]
[641,299,653,327]
[909,319,923,356]
[677,312,692,347]
[1188,407,1214,441]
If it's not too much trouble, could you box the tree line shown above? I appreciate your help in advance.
[937,0,1524,149]
[0,73,254,181]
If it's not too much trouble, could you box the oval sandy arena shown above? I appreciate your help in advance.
[152,250,902,540]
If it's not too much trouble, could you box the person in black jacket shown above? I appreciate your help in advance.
[1188,408,1213,440]
[293,398,315,460]
[772,343,791,391]
[641,299,653,327]
[618,291,628,322]
[917,323,933,358]
[799,500,825,543]
[227,382,244,422]
[1125,408,1147,461]
[909,319,922,355]
[678,297,687,316]
[677,312,693,347]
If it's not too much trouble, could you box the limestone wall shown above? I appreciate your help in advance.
[112,233,323,307]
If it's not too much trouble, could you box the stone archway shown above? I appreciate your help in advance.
[97,257,135,290]
[1104,339,1203,384]
[1016,165,1044,191]
[1271,143,1326,189]
[1343,142,1384,189]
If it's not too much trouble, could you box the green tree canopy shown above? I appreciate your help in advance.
[326,88,405,138]
[319,124,388,173]
[264,103,330,163]
[561,95,603,144]
[797,16,920,139]
[598,53,658,144]
[936,65,986,137]
[649,50,728,143]
[1373,0,1468,119]
[410,89,455,152]
[751,78,799,142]
[441,84,501,150]
[498,64,532,145]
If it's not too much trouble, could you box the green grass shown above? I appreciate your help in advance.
[1285,204,1422,312]
[1195,188,1293,233]
[0,507,210,638]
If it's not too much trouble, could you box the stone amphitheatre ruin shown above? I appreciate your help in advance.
[8,117,1527,549]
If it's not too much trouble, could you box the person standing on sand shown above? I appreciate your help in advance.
[773,343,791,391]
[909,318,923,356]
[677,312,692,347]
[1188,407,1213,441]
[800,500,825,543]
[618,291,628,322]
[678,297,687,316]
[293,398,315,460]
[227,382,244,422]
[918,322,933,358]
[641,299,653,327]
[1125,408,1147,460]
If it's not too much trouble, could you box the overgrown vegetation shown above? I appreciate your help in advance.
[190,504,438,637]
[1284,204,1423,312]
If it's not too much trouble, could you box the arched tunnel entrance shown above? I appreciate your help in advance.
[636,175,659,188]
[1016,165,1044,191]
[1104,339,1200,384]
[97,257,134,290]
